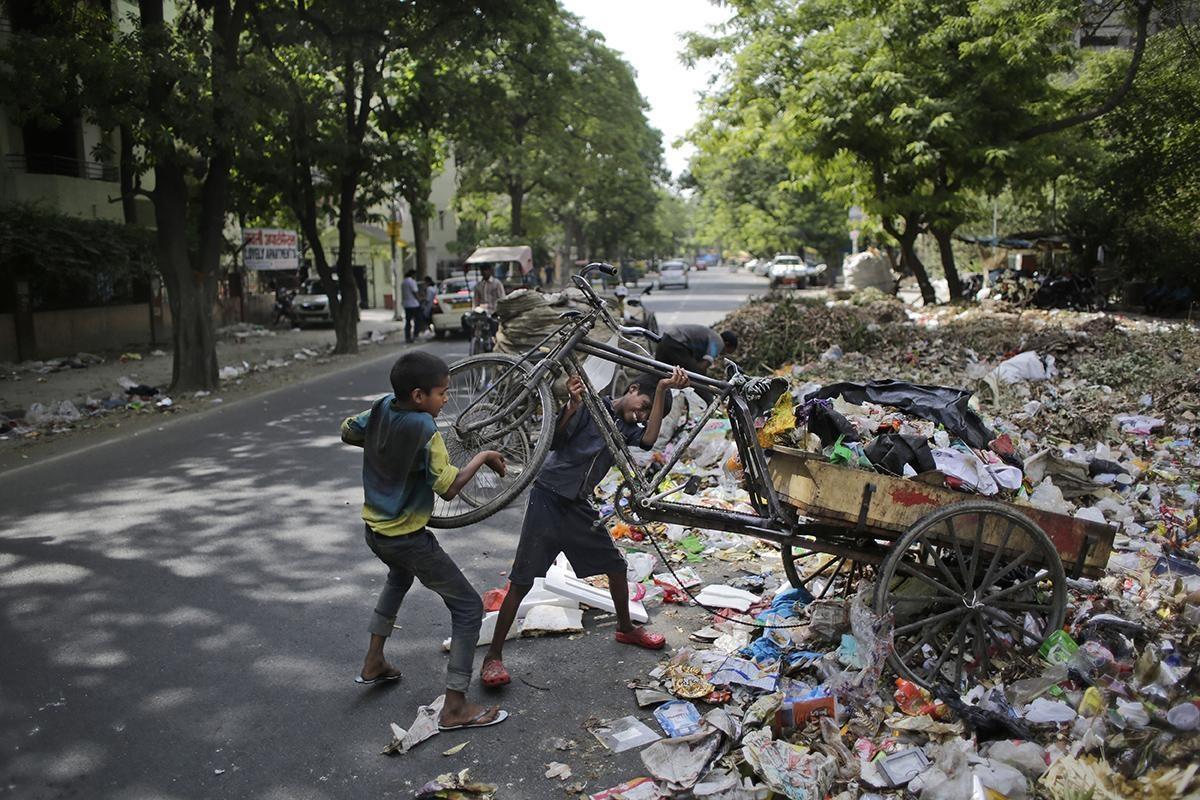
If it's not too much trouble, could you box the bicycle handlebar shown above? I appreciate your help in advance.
[619,325,662,343]
[582,262,618,277]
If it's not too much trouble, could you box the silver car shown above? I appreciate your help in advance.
[292,278,335,326]
[657,259,690,289]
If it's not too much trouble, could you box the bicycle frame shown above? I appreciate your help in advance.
[452,282,800,547]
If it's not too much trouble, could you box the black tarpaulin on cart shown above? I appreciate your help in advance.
[806,380,997,451]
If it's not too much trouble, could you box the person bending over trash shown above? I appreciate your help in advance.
[654,324,738,377]
[341,351,510,731]
[480,367,691,688]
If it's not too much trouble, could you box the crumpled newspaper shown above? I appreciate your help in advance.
[640,709,739,792]
[740,728,836,800]
[414,768,496,799]
[382,694,444,755]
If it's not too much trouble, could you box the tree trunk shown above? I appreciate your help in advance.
[154,162,218,390]
[330,173,359,355]
[884,214,936,305]
[509,179,524,238]
[138,0,242,392]
[412,212,428,280]
[931,226,963,301]
[119,123,138,225]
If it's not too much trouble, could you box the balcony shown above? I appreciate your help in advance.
[4,153,119,182]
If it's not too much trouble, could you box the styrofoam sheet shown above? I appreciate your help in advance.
[544,563,649,623]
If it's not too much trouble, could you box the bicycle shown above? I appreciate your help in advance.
[430,262,791,534]
[428,263,1110,689]
[464,306,498,355]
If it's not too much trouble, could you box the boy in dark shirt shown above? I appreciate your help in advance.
[341,351,509,730]
[479,367,690,687]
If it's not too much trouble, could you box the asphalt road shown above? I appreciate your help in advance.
[0,266,766,800]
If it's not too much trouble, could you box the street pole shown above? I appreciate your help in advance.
[391,197,402,322]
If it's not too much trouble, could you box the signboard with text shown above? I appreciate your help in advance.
[243,228,299,271]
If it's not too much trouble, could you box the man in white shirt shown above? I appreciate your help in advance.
[472,265,506,312]
[401,269,421,343]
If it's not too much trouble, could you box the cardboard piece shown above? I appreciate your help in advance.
[520,605,585,636]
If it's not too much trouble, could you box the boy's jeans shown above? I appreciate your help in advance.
[364,526,483,693]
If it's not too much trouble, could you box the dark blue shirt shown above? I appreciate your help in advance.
[534,397,648,500]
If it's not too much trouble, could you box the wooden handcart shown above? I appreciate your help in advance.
[767,446,1115,688]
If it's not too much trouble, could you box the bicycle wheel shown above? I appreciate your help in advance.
[429,353,555,528]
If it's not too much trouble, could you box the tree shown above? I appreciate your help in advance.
[1058,27,1200,283]
[456,11,666,265]
[686,105,847,269]
[1,0,256,390]
[247,0,522,354]
[687,0,1161,304]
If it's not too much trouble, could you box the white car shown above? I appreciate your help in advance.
[769,255,828,289]
[657,260,690,289]
[291,278,335,326]
[430,277,477,337]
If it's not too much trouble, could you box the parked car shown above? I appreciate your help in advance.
[692,261,707,271]
[430,276,477,338]
[657,259,690,289]
[752,258,772,277]
[292,277,335,326]
[769,255,827,289]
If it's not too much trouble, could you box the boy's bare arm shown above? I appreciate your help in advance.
[440,450,506,500]
[640,367,690,446]
[557,374,585,433]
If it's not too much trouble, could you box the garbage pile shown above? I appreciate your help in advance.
[393,390,1198,796]
[0,346,342,441]
[393,298,1197,798]
[0,377,182,439]
[0,351,107,378]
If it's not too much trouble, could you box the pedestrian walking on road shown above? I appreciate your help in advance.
[401,270,421,343]
[479,368,690,688]
[341,351,510,731]
[418,276,437,337]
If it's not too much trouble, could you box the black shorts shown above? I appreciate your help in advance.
[509,486,627,585]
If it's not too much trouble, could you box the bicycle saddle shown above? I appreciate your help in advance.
[728,367,790,417]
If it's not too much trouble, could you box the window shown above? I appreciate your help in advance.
[438,210,445,231]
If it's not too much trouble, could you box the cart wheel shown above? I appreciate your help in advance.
[875,500,1066,689]
[781,543,872,600]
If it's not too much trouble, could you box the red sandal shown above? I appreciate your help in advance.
[615,626,666,650]
[481,658,511,688]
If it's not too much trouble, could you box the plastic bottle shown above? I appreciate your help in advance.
[719,455,744,499]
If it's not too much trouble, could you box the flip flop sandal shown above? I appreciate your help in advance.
[480,659,511,687]
[615,627,666,650]
[438,709,509,732]
[354,671,402,685]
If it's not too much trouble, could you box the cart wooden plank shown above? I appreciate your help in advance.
[768,446,1113,579]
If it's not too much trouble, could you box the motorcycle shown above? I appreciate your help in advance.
[464,306,499,355]
[272,288,295,327]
